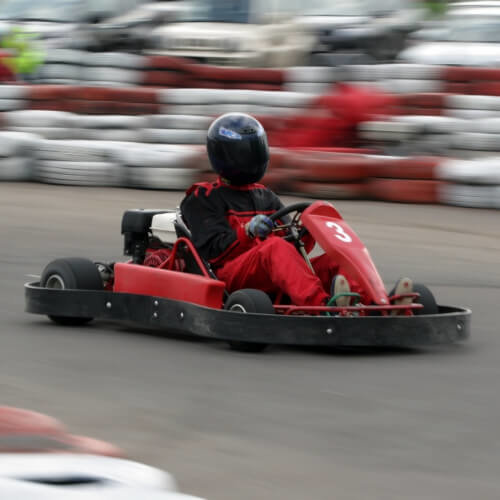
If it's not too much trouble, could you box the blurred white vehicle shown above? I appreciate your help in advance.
[146,0,315,67]
[90,2,190,52]
[295,0,424,64]
[0,453,205,499]
[0,0,144,49]
[400,3,500,65]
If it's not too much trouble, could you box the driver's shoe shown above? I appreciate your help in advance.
[329,274,354,307]
[389,277,413,316]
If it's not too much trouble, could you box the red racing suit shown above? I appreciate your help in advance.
[181,177,349,306]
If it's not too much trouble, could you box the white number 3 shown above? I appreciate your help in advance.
[326,221,352,243]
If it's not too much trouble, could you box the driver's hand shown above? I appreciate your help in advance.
[245,214,274,239]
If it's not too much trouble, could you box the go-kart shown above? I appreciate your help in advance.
[25,201,471,352]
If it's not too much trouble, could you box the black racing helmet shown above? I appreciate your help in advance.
[207,113,269,186]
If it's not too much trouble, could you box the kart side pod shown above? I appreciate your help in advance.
[114,263,226,309]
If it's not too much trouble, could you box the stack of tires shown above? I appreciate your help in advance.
[80,52,146,88]
[140,114,209,145]
[358,115,464,156]
[0,131,39,182]
[446,98,500,158]
[33,140,122,187]
[283,66,337,94]
[0,85,29,112]
[72,115,146,142]
[285,151,371,199]
[159,88,315,119]
[32,49,84,86]
[111,144,201,190]
[347,64,443,94]
[437,157,500,208]
[3,110,75,140]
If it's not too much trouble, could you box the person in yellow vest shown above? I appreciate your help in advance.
[1,26,44,81]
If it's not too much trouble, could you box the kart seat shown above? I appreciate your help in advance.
[174,208,192,240]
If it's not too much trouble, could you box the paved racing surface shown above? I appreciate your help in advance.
[2,183,500,500]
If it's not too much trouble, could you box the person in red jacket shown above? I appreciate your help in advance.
[0,50,16,82]
[269,82,399,149]
[181,112,364,308]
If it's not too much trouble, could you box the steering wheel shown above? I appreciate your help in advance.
[269,202,312,244]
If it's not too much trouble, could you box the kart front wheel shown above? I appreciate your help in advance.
[40,257,103,326]
[224,289,274,353]
[413,283,439,315]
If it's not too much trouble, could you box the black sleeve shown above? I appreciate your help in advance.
[180,188,238,262]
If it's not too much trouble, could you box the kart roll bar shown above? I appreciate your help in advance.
[163,237,214,279]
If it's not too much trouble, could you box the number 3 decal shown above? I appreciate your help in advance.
[326,221,352,243]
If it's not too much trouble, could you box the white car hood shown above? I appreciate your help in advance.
[0,454,205,499]
[154,22,259,38]
[296,15,371,30]
[0,20,77,37]
[0,453,174,490]
[0,478,202,499]
[399,41,500,66]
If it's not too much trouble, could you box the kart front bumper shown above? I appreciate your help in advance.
[25,283,471,347]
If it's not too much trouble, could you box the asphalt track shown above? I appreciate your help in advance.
[2,183,500,500]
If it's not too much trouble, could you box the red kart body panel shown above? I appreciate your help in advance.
[113,263,225,309]
[301,201,389,306]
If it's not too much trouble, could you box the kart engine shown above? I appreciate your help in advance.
[121,209,173,264]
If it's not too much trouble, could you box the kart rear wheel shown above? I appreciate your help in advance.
[224,289,274,353]
[413,283,439,315]
[40,257,103,326]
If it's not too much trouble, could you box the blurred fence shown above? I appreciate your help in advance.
[1,54,500,208]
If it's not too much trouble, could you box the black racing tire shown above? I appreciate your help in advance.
[40,257,103,326]
[224,289,274,353]
[413,283,439,315]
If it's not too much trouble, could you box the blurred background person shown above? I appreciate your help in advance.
[1,26,44,81]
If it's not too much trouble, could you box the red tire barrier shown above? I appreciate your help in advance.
[291,181,366,199]
[287,147,377,154]
[367,179,443,203]
[268,147,287,170]
[399,93,447,108]
[146,55,192,72]
[371,156,440,180]
[288,152,369,182]
[142,70,186,87]
[28,100,73,112]
[229,82,283,91]
[473,82,500,97]
[67,100,161,115]
[443,83,473,95]
[76,87,159,103]
[185,79,227,89]
[398,106,443,116]
[188,65,284,84]
[261,167,298,192]
[29,85,76,100]
[443,66,500,82]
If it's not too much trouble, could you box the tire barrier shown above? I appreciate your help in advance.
[366,178,443,204]
[24,53,500,101]
[0,131,499,206]
[0,131,39,181]
[3,56,500,207]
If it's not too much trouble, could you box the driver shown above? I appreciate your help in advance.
[181,113,362,308]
